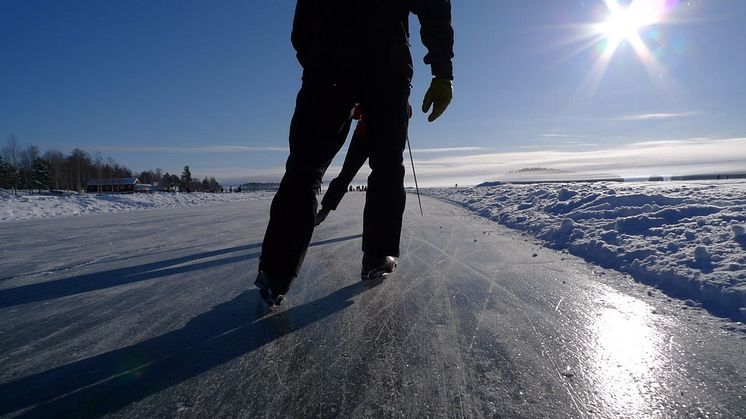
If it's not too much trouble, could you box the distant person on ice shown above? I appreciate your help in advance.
[314,103,413,227]
[255,0,454,307]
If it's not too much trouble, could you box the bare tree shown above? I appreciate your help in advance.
[154,168,163,188]
[94,152,104,193]
[18,145,39,194]
[68,149,91,192]
[2,135,19,167]
[43,149,65,190]
[2,135,20,195]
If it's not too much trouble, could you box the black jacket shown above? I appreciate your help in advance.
[291,0,454,80]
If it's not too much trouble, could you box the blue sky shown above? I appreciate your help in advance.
[1,0,745,185]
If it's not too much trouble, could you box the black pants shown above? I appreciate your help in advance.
[321,122,368,211]
[259,75,410,294]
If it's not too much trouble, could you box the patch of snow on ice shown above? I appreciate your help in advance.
[0,191,274,222]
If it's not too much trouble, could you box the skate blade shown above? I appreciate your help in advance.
[361,265,396,281]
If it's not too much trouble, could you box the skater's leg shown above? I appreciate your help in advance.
[320,126,369,211]
[259,80,355,294]
[361,81,410,258]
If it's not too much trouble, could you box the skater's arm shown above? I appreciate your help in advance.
[291,0,314,68]
[411,0,454,80]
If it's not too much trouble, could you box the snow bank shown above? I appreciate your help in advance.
[0,190,274,222]
[426,181,746,318]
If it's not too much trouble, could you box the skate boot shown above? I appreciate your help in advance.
[361,253,397,281]
[254,271,285,307]
[314,207,331,226]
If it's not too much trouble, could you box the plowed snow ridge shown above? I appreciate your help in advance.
[425,181,746,318]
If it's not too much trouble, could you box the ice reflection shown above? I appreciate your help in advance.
[588,291,666,417]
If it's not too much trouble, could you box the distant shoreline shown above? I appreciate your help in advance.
[477,172,746,186]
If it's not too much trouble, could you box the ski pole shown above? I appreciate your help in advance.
[406,136,424,216]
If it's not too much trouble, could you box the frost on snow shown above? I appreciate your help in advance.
[0,190,274,222]
[426,181,746,317]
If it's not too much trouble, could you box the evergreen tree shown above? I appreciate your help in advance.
[0,156,7,180]
[180,166,192,192]
[0,156,12,190]
[208,177,220,192]
[32,158,53,193]
[162,172,172,190]
[7,163,18,194]
[169,174,180,191]
[189,179,201,192]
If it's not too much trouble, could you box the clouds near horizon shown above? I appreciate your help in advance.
[211,137,746,186]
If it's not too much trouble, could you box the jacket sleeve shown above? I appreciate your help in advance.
[291,0,313,68]
[411,0,454,80]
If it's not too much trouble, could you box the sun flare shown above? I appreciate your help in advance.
[557,0,682,108]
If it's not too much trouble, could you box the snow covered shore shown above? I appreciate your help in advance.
[426,181,746,318]
[0,189,274,222]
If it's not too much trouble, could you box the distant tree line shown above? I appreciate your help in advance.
[508,167,557,174]
[158,166,222,193]
[0,135,222,194]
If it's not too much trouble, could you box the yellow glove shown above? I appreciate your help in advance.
[422,78,453,122]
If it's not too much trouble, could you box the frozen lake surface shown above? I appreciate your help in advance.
[1,193,745,417]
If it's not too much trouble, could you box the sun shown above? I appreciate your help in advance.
[599,9,644,44]
[593,0,664,57]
